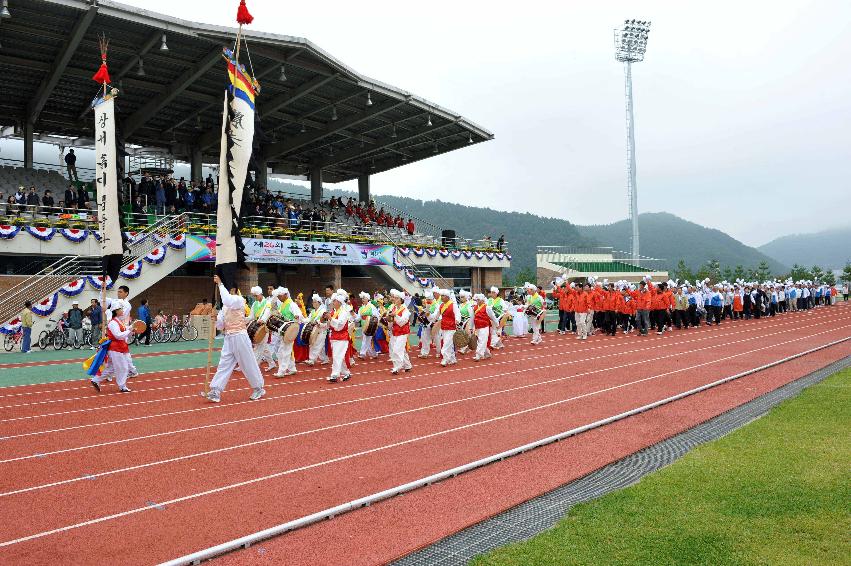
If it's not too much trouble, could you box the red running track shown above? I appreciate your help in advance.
[0,305,849,565]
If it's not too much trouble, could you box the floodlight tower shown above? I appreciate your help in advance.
[614,19,651,263]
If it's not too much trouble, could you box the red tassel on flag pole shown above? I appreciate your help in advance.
[236,0,253,25]
[92,61,111,85]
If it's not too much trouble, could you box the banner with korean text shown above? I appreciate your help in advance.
[185,235,395,266]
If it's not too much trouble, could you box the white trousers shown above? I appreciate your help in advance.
[528,315,541,342]
[276,339,296,374]
[440,329,456,364]
[490,323,504,349]
[93,350,130,388]
[210,332,265,393]
[253,338,274,365]
[330,339,350,378]
[433,327,442,356]
[585,310,595,335]
[269,333,281,359]
[475,327,491,359]
[576,312,589,339]
[359,331,377,358]
[309,330,329,362]
[389,335,412,372]
[420,325,433,355]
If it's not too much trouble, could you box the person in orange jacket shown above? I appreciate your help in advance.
[650,281,670,335]
[632,279,655,336]
[573,283,591,340]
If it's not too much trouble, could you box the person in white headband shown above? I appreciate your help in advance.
[327,292,352,382]
[304,293,329,366]
[387,289,413,374]
[357,291,380,360]
[471,293,499,361]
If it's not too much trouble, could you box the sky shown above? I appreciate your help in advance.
[9,0,851,247]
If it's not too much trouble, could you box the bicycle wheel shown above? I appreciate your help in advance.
[182,325,198,341]
[170,325,182,342]
[52,331,64,350]
[162,327,172,342]
[38,331,49,350]
[83,331,92,348]
[4,334,14,352]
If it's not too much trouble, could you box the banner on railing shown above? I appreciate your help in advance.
[186,235,395,266]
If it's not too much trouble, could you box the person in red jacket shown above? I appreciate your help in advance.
[437,289,459,366]
[601,282,619,336]
[650,281,671,335]
[406,219,415,235]
[633,279,655,336]
[573,283,591,340]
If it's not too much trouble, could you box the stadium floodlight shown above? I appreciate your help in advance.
[137,57,146,76]
[1,1,10,20]
[300,121,306,133]
[365,92,373,107]
[391,123,397,138]
[468,133,473,144]
[160,33,169,51]
[426,114,432,127]
[330,104,338,121]
[279,64,287,82]
[613,18,651,262]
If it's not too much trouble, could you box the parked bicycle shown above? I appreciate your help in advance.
[3,329,24,352]
[38,318,68,350]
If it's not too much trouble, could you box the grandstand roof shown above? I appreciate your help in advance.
[0,0,494,182]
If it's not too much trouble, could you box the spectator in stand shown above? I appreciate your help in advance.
[200,187,213,213]
[184,184,195,211]
[288,205,300,230]
[206,173,215,189]
[497,234,505,251]
[155,179,166,215]
[76,184,88,211]
[406,218,415,235]
[64,185,76,214]
[15,186,26,214]
[6,195,17,216]
[132,196,145,216]
[20,301,34,354]
[123,173,137,199]
[86,298,102,346]
[26,186,40,212]
[137,299,152,346]
[67,300,84,349]
[42,190,55,213]
[65,149,79,181]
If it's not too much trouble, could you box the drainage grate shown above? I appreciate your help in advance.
[393,355,851,566]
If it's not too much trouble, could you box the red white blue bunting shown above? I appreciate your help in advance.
[418,277,433,287]
[120,261,143,279]
[412,247,424,257]
[450,250,462,259]
[25,226,56,241]
[0,225,21,239]
[485,252,494,260]
[93,231,102,241]
[438,249,450,258]
[404,269,416,282]
[463,251,473,259]
[425,248,438,258]
[506,253,512,260]
[60,228,89,243]
[167,233,186,250]
[397,246,410,256]
[0,317,21,334]
[32,293,60,317]
[125,231,147,245]
[87,275,114,290]
[143,246,167,265]
[392,254,404,270]
[474,251,484,260]
[59,278,87,297]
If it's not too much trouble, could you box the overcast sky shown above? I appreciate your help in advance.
[14,0,851,246]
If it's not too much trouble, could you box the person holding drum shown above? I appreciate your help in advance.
[456,290,474,355]
[388,289,413,374]
[327,292,352,382]
[248,286,276,372]
[357,291,381,360]
[437,288,460,366]
[488,286,507,350]
[472,293,499,361]
[417,289,438,359]
[274,287,306,378]
[304,294,329,366]
[90,302,134,393]
[204,275,266,403]
[524,282,545,345]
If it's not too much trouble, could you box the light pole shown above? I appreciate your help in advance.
[614,19,651,263]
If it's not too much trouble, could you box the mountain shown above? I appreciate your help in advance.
[577,212,788,274]
[265,180,787,279]
[758,227,851,270]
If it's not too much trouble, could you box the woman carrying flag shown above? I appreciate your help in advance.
[89,303,133,393]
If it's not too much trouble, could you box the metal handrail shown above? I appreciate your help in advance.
[374,224,448,289]
[0,157,97,182]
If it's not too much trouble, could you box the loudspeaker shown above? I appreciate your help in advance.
[441,229,456,247]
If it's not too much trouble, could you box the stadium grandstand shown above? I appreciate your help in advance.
[0,0,507,331]
[537,245,668,285]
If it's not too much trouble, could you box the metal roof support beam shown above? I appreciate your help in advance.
[123,47,222,137]
[265,99,408,159]
[27,4,98,126]
[114,32,162,81]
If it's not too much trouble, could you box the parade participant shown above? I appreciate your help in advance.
[457,290,473,354]
[733,284,744,319]
[632,279,653,336]
[419,289,438,358]
[388,289,413,374]
[525,283,544,345]
[304,294,329,366]
[437,288,460,366]
[673,286,689,329]
[327,293,352,382]
[357,291,380,360]
[90,303,133,393]
[274,287,306,378]
[472,293,499,361]
[488,286,506,349]
[602,282,619,336]
[204,275,266,403]
[708,284,723,326]
[651,281,669,335]
[248,286,275,371]
[573,283,591,340]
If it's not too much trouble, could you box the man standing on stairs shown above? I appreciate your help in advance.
[65,149,78,182]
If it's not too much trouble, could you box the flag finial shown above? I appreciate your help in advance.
[236,0,253,25]
[92,33,111,85]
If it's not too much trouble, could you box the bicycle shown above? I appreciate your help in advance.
[3,329,23,352]
[38,319,67,350]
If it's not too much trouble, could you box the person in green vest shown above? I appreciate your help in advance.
[248,286,275,372]
[487,286,506,350]
[304,294,330,366]
[274,287,305,378]
[357,291,381,360]
[524,282,545,345]
[457,289,473,354]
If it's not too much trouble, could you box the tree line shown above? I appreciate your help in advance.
[673,259,849,286]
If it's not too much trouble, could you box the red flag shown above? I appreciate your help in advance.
[92,61,111,85]
[236,0,253,25]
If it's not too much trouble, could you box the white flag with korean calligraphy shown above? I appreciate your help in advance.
[93,96,123,259]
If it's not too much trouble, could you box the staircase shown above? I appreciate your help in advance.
[372,225,449,295]
[0,214,188,334]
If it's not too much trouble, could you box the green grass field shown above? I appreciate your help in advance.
[471,368,851,566]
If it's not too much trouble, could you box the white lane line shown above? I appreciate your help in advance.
[2,325,846,497]
[0,312,843,441]
[2,329,846,548]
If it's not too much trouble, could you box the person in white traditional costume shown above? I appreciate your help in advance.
[248,286,275,371]
[90,303,133,393]
[388,289,413,374]
[274,287,306,378]
[304,294,329,366]
[356,291,380,360]
[205,275,266,403]
[472,293,499,361]
[487,286,506,350]
[327,293,353,382]
[436,288,460,366]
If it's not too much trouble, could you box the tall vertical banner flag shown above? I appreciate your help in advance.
[93,93,124,281]
[215,48,258,290]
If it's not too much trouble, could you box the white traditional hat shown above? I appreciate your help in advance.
[459,289,471,298]
[278,287,290,296]
[311,294,322,303]
[250,286,262,296]
[473,293,486,301]
[490,286,499,294]
[389,289,403,298]
[331,293,344,303]
[440,288,451,297]
[359,291,370,300]
[374,293,384,301]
